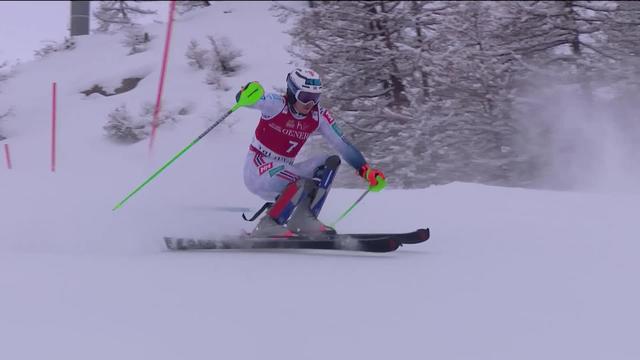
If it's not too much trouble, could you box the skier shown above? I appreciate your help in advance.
[238,68,386,236]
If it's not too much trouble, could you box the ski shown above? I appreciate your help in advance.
[164,228,429,253]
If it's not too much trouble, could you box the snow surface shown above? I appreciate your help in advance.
[1,2,639,359]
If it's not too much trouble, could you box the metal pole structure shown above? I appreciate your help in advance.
[70,1,90,36]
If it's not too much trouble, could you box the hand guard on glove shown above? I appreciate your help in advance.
[235,82,257,102]
[358,164,387,192]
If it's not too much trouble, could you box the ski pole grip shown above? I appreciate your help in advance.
[236,81,264,108]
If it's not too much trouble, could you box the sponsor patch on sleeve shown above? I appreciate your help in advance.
[322,109,335,124]
[321,109,344,136]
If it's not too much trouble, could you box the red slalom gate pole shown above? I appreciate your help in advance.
[51,81,57,172]
[148,0,177,152]
[3,143,11,170]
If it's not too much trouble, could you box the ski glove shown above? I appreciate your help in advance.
[235,82,256,102]
[359,164,387,192]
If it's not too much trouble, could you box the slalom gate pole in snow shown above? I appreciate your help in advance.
[51,82,57,172]
[330,189,370,227]
[148,0,177,152]
[3,143,12,170]
[112,82,264,211]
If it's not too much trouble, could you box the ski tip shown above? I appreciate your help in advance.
[401,228,430,244]
[420,228,430,240]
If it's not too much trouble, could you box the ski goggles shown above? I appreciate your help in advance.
[294,90,321,105]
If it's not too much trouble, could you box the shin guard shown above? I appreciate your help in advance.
[267,179,311,225]
[310,155,341,218]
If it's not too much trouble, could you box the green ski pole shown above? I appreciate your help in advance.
[330,189,370,227]
[112,82,264,211]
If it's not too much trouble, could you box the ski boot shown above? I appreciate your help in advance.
[286,155,341,235]
[285,179,336,235]
[250,214,293,238]
[250,155,341,237]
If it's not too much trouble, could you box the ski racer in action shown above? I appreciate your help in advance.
[238,68,387,237]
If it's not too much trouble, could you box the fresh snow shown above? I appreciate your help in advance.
[1,2,639,360]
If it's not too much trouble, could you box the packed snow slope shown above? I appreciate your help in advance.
[1,2,638,360]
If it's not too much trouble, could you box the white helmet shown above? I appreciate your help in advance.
[286,68,322,105]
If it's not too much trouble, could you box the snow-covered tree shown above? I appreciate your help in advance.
[103,105,148,144]
[185,36,242,73]
[497,1,624,94]
[202,36,241,91]
[121,25,152,55]
[0,106,10,141]
[176,1,211,15]
[0,61,13,141]
[418,2,534,186]
[34,37,76,59]
[286,1,532,187]
[93,1,157,33]
[185,36,240,90]
[0,61,9,83]
[600,1,640,91]
[283,2,417,187]
[207,36,242,76]
[185,40,210,70]
[284,1,640,189]
[290,1,411,112]
[103,102,189,144]
[497,1,640,189]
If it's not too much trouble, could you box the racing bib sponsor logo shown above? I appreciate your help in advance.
[281,128,311,140]
[258,162,274,175]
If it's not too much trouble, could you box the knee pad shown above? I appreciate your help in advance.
[313,155,341,185]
